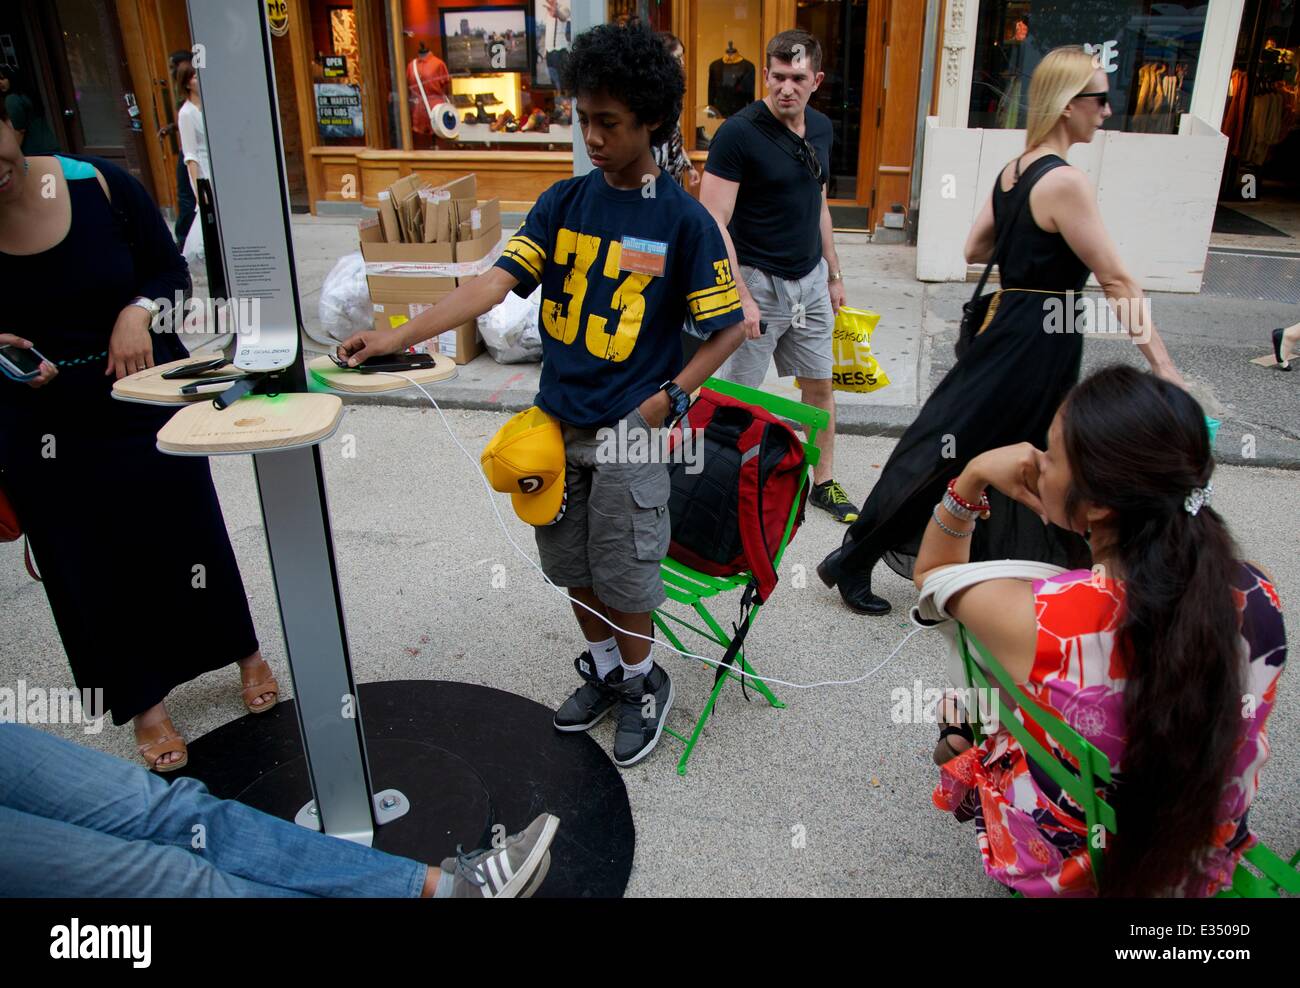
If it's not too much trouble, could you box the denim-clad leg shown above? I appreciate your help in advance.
[0,805,302,897]
[0,726,425,898]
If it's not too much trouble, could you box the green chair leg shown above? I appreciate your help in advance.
[694,602,781,708]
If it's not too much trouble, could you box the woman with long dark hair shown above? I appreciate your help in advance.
[917,364,1286,896]
[654,33,701,188]
[819,46,1185,615]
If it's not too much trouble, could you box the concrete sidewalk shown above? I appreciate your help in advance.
[284,215,1300,469]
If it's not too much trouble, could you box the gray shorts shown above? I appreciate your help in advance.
[721,257,834,385]
[535,407,670,614]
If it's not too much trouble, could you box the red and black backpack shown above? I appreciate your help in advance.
[665,388,808,603]
[665,388,809,689]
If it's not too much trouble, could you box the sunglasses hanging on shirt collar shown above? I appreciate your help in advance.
[794,136,823,183]
[744,102,824,185]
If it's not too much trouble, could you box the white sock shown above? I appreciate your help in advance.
[588,636,621,679]
[621,651,653,679]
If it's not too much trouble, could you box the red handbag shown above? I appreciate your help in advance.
[0,487,17,541]
[0,484,41,581]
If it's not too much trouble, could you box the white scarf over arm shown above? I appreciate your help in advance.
[910,560,1066,688]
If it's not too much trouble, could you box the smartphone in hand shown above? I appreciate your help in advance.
[330,352,436,374]
[0,344,49,382]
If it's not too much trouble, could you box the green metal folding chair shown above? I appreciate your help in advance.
[956,624,1300,897]
[652,377,828,776]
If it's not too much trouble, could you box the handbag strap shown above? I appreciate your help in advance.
[24,537,41,582]
[968,154,1060,302]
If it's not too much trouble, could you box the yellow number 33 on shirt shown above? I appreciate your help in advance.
[541,229,651,363]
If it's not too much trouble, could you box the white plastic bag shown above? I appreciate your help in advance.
[317,252,373,346]
[477,287,542,363]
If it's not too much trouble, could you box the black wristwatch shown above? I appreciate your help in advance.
[659,379,690,423]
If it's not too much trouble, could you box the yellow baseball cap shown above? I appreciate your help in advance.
[480,406,567,526]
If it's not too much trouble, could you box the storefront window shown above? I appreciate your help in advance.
[1222,0,1299,199]
[310,1,368,146]
[691,1,763,150]
[968,1,1211,134]
[398,0,574,151]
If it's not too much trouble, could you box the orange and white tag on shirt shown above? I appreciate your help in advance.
[618,236,668,277]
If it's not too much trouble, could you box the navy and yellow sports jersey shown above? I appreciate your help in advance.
[493,168,743,428]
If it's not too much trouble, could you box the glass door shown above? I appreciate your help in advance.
[797,0,869,201]
[52,0,129,157]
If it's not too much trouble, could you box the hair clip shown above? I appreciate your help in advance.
[1184,481,1213,516]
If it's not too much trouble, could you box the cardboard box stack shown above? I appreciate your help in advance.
[358,173,503,364]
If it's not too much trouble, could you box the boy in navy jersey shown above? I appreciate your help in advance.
[339,20,745,767]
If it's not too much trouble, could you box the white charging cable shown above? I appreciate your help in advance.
[394,373,930,690]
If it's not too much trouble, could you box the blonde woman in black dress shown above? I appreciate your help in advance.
[819,46,1186,614]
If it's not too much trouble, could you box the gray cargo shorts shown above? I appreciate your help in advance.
[535,406,670,614]
[720,257,834,385]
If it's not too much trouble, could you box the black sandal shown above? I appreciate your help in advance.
[933,722,976,765]
[1273,328,1292,371]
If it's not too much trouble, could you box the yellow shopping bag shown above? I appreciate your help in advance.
[829,305,890,393]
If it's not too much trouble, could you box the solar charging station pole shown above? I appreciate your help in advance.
[177,0,609,847]
[184,0,406,844]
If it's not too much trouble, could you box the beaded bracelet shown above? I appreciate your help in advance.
[941,478,987,517]
[932,505,973,538]
[941,491,980,522]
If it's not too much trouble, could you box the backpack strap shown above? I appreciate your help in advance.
[711,580,757,694]
[735,417,780,603]
[24,537,41,582]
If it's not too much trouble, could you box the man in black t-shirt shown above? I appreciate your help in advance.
[700,29,859,523]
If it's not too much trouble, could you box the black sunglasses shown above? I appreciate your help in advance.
[1075,90,1109,108]
[794,136,823,182]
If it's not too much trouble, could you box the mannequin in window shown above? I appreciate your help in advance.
[409,40,451,147]
[708,41,755,119]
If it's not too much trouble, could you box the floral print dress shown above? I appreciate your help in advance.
[933,564,1287,897]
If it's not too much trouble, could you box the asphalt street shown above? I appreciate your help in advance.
[3,221,1295,897]
[3,406,1295,896]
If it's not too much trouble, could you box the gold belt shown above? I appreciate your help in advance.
[977,288,1074,336]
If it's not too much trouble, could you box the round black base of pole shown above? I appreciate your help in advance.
[236,739,495,861]
[178,680,634,897]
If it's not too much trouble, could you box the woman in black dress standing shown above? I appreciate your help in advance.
[819,46,1186,614]
[0,99,276,770]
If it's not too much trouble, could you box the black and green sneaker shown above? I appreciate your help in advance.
[810,479,859,523]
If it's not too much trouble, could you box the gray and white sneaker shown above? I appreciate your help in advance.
[553,651,619,731]
[439,813,560,898]
[606,662,674,767]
